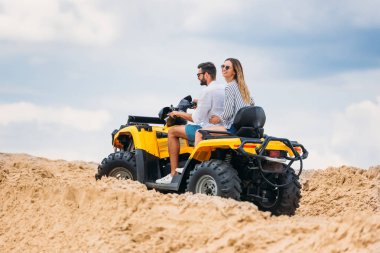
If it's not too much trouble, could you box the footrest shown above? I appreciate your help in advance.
[145,175,181,191]
[145,182,179,191]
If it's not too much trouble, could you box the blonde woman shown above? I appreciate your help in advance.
[194,58,254,145]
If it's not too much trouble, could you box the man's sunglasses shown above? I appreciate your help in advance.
[197,72,205,77]
[221,65,231,70]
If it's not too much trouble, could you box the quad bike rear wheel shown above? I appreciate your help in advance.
[186,159,241,200]
[258,168,301,216]
[96,151,137,180]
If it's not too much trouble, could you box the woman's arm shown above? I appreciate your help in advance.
[221,86,235,123]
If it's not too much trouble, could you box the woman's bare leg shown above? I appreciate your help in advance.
[195,126,227,146]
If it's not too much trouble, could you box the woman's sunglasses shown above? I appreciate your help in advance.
[221,65,231,70]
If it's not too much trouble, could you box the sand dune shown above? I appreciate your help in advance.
[0,153,379,252]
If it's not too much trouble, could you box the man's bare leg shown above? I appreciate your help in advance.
[168,125,187,176]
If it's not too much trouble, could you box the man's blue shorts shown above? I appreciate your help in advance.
[185,124,202,142]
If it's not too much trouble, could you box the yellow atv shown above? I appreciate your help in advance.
[96,96,308,216]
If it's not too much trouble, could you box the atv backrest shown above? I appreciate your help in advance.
[233,106,266,138]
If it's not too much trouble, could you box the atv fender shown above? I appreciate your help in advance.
[189,137,300,162]
[114,126,161,156]
[114,125,194,159]
[189,138,242,161]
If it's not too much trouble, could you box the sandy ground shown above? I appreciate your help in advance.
[0,153,379,253]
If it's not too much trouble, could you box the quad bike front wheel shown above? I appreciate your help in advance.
[95,151,137,180]
[186,159,241,200]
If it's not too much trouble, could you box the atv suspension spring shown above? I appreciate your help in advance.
[225,153,232,164]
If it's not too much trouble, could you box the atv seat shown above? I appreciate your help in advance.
[198,106,266,141]
[233,106,266,138]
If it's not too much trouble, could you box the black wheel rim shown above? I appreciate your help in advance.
[195,175,218,195]
[109,167,133,180]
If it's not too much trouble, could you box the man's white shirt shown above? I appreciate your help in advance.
[191,81,225,128]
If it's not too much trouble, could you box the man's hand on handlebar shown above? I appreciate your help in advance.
[168,111,181,118]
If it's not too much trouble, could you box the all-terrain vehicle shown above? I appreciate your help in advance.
[96,96,308,215]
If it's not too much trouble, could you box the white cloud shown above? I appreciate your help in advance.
[0,84,38,95]
[253,67,380,169]
[343,0,380,28]
[0,0,379,167]
[182,0,380,34]
[1,0,379,47]
[305,147,347,169]
[331,97,380,168]
[0,0,119,46]
[183,1,240,32]
[284,94,380,169]
[0,102,111,131]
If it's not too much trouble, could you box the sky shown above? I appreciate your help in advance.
[0,0,379,169]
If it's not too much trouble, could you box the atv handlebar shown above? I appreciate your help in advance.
[158,95,196,125]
